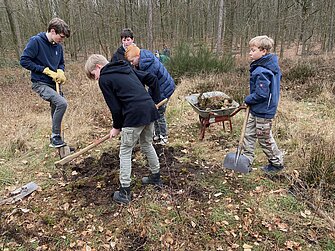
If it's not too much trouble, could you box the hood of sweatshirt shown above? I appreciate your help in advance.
[100,60,132,75]
[250,53,280,75]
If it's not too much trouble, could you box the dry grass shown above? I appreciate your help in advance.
[1,55,335,250]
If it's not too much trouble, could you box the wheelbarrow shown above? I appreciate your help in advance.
[185,91,244,139]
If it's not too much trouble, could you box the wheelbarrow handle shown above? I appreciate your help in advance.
[230,105,247,117]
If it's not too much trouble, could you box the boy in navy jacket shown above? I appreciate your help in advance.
[20,18,70,148]
[243,35,284,173]
[110,28,135,62]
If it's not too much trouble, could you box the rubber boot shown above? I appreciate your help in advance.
[142,172,163,187]
[113,186,131,204]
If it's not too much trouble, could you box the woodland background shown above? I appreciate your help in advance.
[1,0,335,61]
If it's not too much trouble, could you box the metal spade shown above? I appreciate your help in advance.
[223,106,251,173]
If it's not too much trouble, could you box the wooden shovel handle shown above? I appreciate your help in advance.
[54,98,169,166]
[156,98,168,108]
[56,81,60,94]
[55,134,110,165]
[238,106,250,148]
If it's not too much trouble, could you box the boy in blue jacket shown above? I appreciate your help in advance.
[20,18,70,148]
[84,54,163,204]
[243,35,284,173]
[125,44,175,145]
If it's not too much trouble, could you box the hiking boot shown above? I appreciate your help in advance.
[142,172,163,187]
[261,163,284,174]
[69,146,76,153]
[49,135,66,148]
[113,186,131,204]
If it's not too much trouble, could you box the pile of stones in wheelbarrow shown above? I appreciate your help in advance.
[196,94,234,111]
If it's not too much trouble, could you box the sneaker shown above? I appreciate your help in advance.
[113,186,131,204]
[49,135,66,148]
[157,136,168,145]
[261,163,284,174]
[142,172,163,187]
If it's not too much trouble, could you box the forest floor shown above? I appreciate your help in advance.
[0,55,335,251]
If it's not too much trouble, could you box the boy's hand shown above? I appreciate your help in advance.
[56,69,66,84]
[43,67,58,82]
[110,128,121,138]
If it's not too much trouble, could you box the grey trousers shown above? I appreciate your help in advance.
[32,81,67,135]
[119,123,160,187]
[243,113,283,167]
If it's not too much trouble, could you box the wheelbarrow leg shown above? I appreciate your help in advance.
[222,117,232,133]
[199,117,206,140]
[199,116,210,140]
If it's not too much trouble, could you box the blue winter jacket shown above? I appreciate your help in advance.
[138,49,175,99]
[245,54,281,119]
[20,32,65,86]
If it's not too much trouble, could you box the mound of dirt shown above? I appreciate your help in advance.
[62,144,209,207]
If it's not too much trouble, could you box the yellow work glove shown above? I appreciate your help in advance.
[43,67,58,82]
[56,69,66,84]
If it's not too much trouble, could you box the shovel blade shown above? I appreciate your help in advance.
[223,152,251,173]
[59,146,71,159]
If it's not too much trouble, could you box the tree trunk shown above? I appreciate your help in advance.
[328,0,334,52]
[4,0,23,59]
[215,0,224,54]
[223,0,235,55]
[147,0,153,50]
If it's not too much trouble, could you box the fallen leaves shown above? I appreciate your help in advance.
[285,240,302,250]
[300,209,312,218]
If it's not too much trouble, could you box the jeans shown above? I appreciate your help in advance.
[119,123,160,187]
[32,81,67,135]
[154,103,168,137]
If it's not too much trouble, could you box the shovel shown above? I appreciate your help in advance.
[54,98,168,166]
[55,82,71,158]
[223,106,251,173]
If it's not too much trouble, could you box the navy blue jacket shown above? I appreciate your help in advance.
[245,54,281,119]
[111,45,125,62]
[138,49,175,99]
[20,32,65,86]
[99,61,161,129]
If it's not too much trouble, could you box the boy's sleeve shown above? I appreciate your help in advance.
[245,71,271,105]
[134,69,162,104]
[58,48,65,71]
[20,37,45,73]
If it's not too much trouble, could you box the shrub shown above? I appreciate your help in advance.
[284,62,316,83]
[301,138,335,198]
[166,43,235,79]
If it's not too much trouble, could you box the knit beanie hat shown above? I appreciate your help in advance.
[125,44,140,60]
